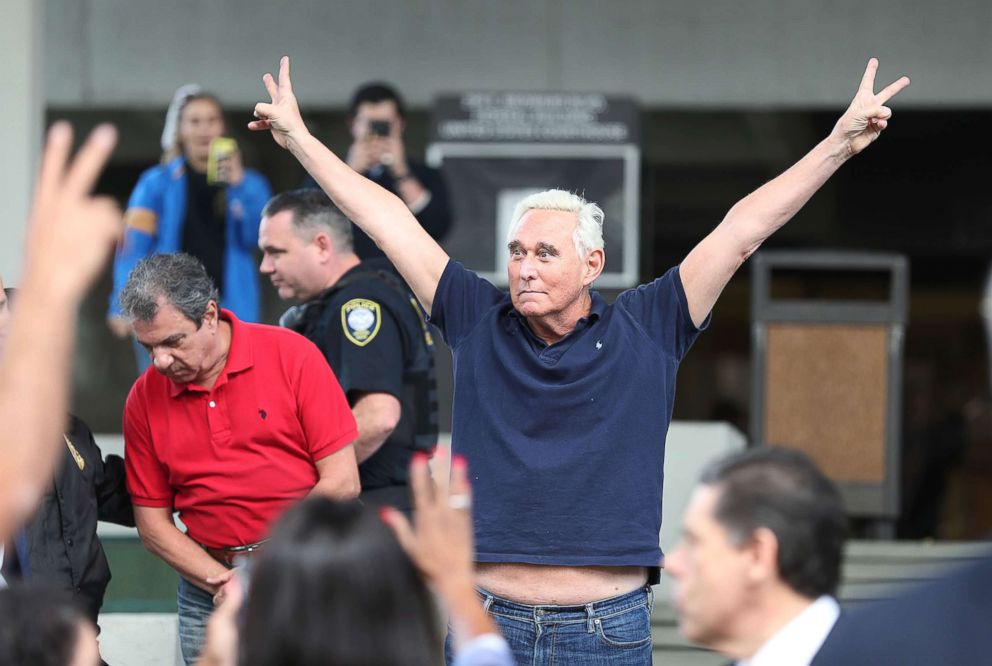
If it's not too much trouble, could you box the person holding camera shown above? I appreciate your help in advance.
[332,82,452,260]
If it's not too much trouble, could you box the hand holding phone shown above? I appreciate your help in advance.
[208,137,241,185]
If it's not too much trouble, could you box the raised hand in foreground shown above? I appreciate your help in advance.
[381,449,506,655]
[0,121,121,537]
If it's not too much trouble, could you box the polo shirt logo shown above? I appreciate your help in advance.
[596,340,603,350]
[341,299,382,347]
[258,409,267,420]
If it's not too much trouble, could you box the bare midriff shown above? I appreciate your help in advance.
[475,562,649,606]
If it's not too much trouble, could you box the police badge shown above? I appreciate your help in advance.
[341,298,382,347]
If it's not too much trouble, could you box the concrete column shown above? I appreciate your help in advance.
[0,0,42,284]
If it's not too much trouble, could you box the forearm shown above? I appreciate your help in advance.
[288,132,421,253]
[353,429,392,464]
[721,135,849,254]
[286,132,448,311]
[394,174,430,211]
[440,576,501,653]
[308,476,361,500]
[351,393,400,464]
[138,520,229,593]
[308,445,361,500]
[680,136,851,326]
[0,278,77,535]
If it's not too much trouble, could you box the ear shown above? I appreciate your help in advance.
[313,232,336,260]
[746,527,781,585]
[581,248,605,287]
[200,300,220,331]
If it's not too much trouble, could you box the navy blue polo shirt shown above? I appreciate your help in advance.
[430,260,708,568]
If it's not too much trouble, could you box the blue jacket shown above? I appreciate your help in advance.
[109,156,272,321]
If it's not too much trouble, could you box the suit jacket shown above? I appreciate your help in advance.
[811,551,992,666]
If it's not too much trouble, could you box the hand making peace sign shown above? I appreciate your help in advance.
[28,122,121,299]
[831,58,911,158]
[249,56,309,150]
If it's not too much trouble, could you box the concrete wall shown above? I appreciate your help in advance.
[46,1,992,110]
[0,0,42,284]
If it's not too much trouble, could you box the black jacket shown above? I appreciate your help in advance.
[21,416,134,624]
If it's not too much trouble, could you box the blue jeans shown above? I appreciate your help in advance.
[446,586,654,666]
[177,576,214,665]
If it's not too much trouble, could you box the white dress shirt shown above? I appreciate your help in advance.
[738,595,840,666]
[453,633,515,666]
[0,544,7,588]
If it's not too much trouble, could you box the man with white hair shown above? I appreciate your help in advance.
[251,56,909,665]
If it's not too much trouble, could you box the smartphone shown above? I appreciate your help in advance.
[207,137,238,185]
[368,120,391,138]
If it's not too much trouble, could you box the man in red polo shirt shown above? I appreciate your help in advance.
[119,253,359,665]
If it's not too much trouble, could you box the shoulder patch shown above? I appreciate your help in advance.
[341,298,382,346]
[64,434,85,472]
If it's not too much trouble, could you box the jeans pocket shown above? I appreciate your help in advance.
[594,604,652,649]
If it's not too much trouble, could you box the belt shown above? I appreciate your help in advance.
[202,540,268,568]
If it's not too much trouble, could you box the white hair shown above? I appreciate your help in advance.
[506,189,605,258]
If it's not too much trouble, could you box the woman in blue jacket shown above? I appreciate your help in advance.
[108,86,272,369]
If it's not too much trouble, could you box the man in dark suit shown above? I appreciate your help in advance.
[666,447,848,666]
[811,550,992,665]
[811,264,992,664]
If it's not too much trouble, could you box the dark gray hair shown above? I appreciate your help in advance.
[262,189,354,254]
[119,253,219,326]
[699,447,848,599]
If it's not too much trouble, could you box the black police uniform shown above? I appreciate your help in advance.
[282,259,439,512]
[19,416,135,625]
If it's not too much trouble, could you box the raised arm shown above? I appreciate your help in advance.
[250,57,449,314]
[679,58,910,327]
[0,122,122,538]
[382,450,509,658]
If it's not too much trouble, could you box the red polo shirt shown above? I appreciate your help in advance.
[124,310,357,548]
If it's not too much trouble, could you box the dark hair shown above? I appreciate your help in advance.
[0,583,90,666]
[241,498,441,666]
[119,253,219,325]
[262,189,354,253]
[349,82,407,119]
[699,447,848,598]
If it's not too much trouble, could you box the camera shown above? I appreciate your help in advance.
[368,120,391,138]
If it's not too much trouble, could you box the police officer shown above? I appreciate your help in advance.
[259,189,438,512]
